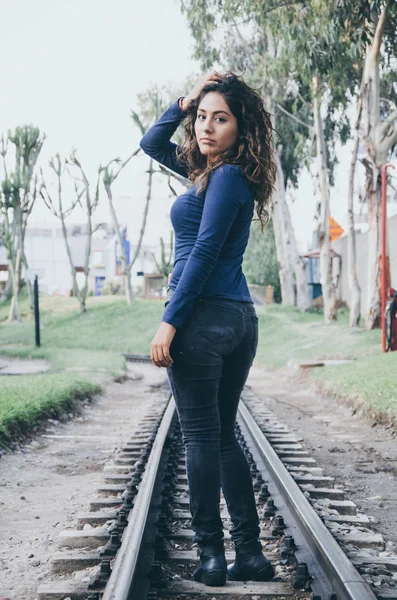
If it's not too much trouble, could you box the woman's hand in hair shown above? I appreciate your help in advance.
[150,321,176,368]
[182,69,222,111]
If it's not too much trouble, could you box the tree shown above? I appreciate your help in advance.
[243,219,281,300]
[0,126,44,321]
[335,0,397,328]
[179,0,320,311]
[347,102,363,327]
[359,3,397,329]
[40,152,101,313]
[152,231,175,284]
[101,150,139,305]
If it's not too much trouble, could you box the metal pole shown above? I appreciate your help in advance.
[34,275,40,347]
[381,163,395,352]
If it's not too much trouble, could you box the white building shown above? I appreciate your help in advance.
[0,223,165,296]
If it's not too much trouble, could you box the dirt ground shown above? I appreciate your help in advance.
[0,363,168,600]
[1,360,396,599]
[247,364,397,546]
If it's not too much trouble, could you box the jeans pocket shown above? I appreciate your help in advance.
[195,302,240,345]
[251,315,259,357]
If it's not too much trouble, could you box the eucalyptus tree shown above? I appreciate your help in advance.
[180,0,364,322]
[40,152,102,313]
[269,2,357,322]
[179,0,322,311]
[342,0,397,329]
[0,126,44,321]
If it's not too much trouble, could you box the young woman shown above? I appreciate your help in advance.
[140,70,276,587]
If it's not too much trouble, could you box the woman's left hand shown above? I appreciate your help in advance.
[150,321,177,368]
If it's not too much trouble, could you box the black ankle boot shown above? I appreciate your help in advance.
[193,544,227,587]
[227,539,274,582]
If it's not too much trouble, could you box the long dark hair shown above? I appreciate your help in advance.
[176,70,277,230]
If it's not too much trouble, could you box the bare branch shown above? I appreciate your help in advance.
[102,147,140,185]
[276,103,313,131]
[130,110,146,137]
[296,90,312,109]
[155,164,190,188]
[231,19,256,69]
[92,222,106,234]
[371,3,389,60]
[40,186,59,218]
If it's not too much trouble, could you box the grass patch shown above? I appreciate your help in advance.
[0,374,101,448]
[0,296,163,353]
[310,353,397,426]
[255,304,396,427]
[0,295,148,444]
[255,304,380,369]
[1,295,395,436]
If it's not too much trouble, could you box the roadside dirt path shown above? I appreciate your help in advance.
[247,364,397,547]
[0,363,168,600]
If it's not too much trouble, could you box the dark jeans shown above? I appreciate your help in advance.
[165,288,260,547]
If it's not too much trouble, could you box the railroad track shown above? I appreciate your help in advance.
[37,355,396,600]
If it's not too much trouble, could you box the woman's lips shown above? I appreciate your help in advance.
[201,139,215,144]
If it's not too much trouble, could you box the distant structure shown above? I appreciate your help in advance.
[0,223,168,298]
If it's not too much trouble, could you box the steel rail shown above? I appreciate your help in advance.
[102,394,175,600]
[238,399,378,600]
[122,352,152,363]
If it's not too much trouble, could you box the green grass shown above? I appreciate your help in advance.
[0,294,396,440]
[255,305,380,368]
[255,304,396,427]
[310,353,397,424]
[0,374,101,448]
[0,295,163,353]
[0,295,156,446]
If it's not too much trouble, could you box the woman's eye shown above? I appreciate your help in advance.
[197,115,225,122]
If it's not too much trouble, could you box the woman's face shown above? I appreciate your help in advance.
[194,92,239,163]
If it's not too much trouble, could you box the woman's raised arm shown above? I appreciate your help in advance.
[139,98,189,178]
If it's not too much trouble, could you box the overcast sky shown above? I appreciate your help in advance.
[1,0,360,252]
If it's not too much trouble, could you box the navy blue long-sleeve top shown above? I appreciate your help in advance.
[139,97,255,329]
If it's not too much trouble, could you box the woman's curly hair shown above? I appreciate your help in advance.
[175,70,277,230]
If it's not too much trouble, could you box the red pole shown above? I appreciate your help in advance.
[381,163,395,353]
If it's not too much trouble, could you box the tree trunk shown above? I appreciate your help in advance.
[347,126,362,327]
[8,248,22,322]
[20,243,33,314]
[127,157,154,299]
[104,182,132,304]
[281,190,311,311]
[60,217,80,300]
[79,297,87,313]
[125,272,134,304]
[80,214,92,312]
[365,168,382,329]
[272,153,295,305]
[359,6,397,329]
[20,216,34,315]
[312,72,336,322]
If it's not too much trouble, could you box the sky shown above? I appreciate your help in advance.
[0,0,373,254]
